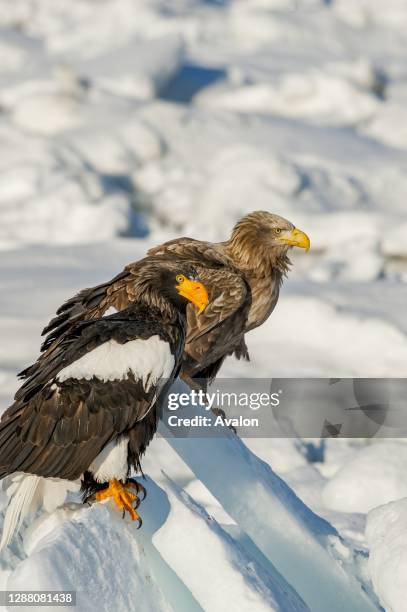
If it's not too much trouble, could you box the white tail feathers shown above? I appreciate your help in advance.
[0,474,41,550]
[0,474,81,550]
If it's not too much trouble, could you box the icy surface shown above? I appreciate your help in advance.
[153,474,310,612]
[366,498,407,612]
[160,383,377,612]
[8,504,172,612]
[323,442,407,514]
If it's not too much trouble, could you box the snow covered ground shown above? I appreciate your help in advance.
[0,1,406,610]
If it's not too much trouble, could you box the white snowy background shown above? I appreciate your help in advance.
[0,1,406,610]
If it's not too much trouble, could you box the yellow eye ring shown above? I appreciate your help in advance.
[275,228,282,234]
[176,274,186,283]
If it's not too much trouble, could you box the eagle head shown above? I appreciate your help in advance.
[230,211,310,255]
[157,262,209,314]
[135,259,209,315]
[262,212,310,252]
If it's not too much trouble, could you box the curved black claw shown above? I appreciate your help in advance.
[127,478,147,501]
[211,407,227,420]
[84,492,97,505]
[211,407,237,434]
[136,516,142,529]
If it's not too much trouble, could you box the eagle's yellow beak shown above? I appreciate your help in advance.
[278,227,310,252]
[176,278,209,313]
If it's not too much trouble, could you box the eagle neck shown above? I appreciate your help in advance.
[138,286,179,324]
[218,236,291,281]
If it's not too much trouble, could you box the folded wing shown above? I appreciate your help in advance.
[0,310,176,481]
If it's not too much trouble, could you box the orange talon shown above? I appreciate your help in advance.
[96,479,142,524]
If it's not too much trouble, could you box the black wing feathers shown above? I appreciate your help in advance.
[40,269,130,352]
[0,305,179,481]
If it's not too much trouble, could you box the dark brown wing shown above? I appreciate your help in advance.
[0,310,178,480]
[148,237,228,266]
[39,268,136,353]
[185,267,249,343]
[0,378,156,481]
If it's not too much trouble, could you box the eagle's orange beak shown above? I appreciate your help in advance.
[278,227,310,252]
[177,278,209,313]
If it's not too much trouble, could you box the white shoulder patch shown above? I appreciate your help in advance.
[56,335,175,389]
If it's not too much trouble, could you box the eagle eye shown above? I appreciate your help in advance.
[274,228,282,234]
[176,274,186,284]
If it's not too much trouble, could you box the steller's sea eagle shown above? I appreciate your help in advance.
[22,211,309,388]
[0,259,208,549]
